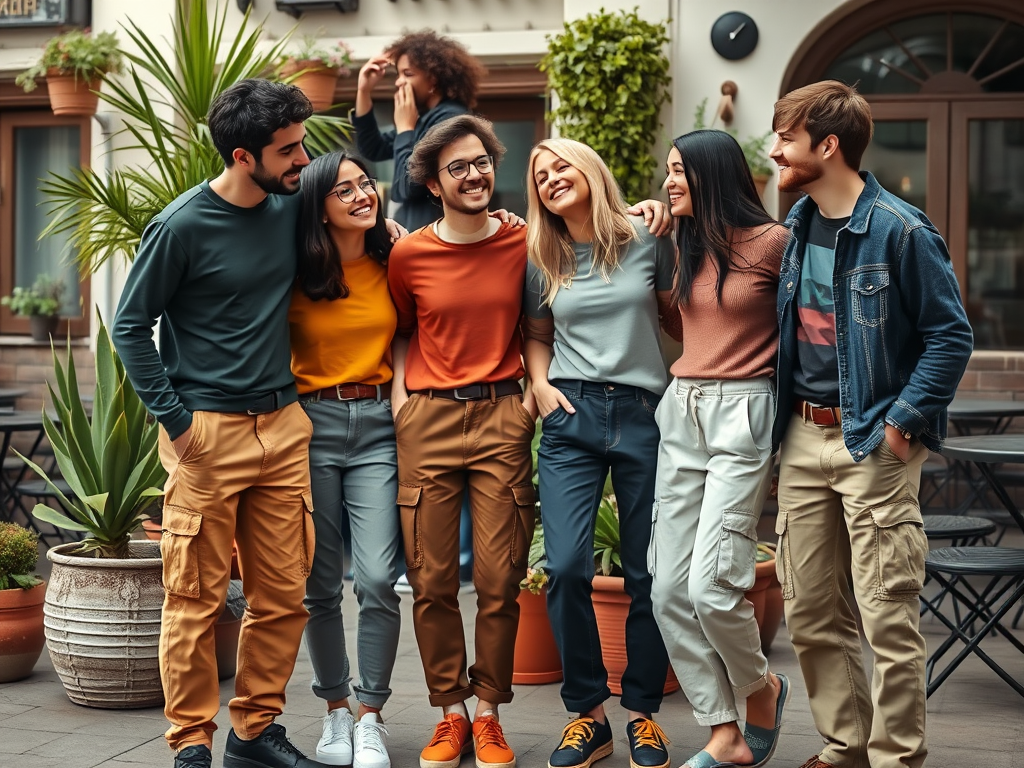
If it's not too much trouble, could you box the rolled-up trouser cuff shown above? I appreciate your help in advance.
[620,692,663,716]
[172,732,214,752]
[735,671,770,699]
[563,686,611,716]
[428,686,474,708]
[472,682,514,706]
[354,684,392,710]
[312,680,352,703]
[694,707,741,727]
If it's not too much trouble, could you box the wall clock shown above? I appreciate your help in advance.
[711,12,759,61]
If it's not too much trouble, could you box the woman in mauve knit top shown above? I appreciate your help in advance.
[648,130,791,768]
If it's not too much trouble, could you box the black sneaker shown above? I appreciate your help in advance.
[175,745,212,768]
[224,722,330,767]
[626,718,670,768]
[548,717,614,768]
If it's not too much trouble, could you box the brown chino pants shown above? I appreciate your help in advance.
[395,392,536,707]
[157,403,314,751]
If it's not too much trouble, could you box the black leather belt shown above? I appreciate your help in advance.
[246,389,289,415]
[412,380,522,401]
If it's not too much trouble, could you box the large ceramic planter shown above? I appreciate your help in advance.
[45,69,101,116]
[0,581,46,683]
[512,587,562,685]
[591,575,680,696]
[45,540,164,708]
[747,554,784,653]
[283,59,339,112]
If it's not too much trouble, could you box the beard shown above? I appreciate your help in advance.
[251,161,302,196]
[777,157,824,193]
[438,178,493,215]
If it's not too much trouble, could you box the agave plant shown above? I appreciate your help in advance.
[39,0,352,275]
[16,317,166,559]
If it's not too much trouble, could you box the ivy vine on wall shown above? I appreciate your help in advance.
[541,8,671,202]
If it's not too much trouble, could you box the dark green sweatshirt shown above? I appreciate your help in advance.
[112,181,299,440]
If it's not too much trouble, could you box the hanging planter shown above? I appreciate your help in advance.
[279,36,352,112]
[45,70,102,116]
[15,29,123,118]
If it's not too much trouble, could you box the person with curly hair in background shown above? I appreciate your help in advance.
[353,30,485,232]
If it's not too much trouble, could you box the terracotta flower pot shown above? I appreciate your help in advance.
[215,608,242,681]
[512,587,562,685]
[747,556,784,653]
[752,173,771,202]
[283,60,339,112]
[46,70,101,116]
[591,575,679,696]
[0,581,46,683]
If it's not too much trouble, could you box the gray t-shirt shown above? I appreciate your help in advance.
[525,219,674,394]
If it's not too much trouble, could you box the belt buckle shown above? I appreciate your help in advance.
[336,384,357,401]
[453,385,481,401]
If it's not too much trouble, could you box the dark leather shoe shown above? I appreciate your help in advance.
[224,723,329,767]
[797,758,834,768]
[175,745,212,768]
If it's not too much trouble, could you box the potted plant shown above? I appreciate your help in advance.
[513,512,563,685]
[748,542,785,652]
[279,32,353,112]
[15,28,123,116]
[693,98,775,198]
[542,8,671,201]
[1,274,65,342]
[15,316,168,709]
[0,522,46,683]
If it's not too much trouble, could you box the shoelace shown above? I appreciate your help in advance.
[630,719,670,749]
[474,718,508,751]
[356,720,389,754]
[323,710,350,741]
[263,724,305,757]
[427,715,467,750]
[557,718,597,751]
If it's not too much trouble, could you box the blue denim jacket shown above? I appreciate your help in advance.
[773,172,973,460]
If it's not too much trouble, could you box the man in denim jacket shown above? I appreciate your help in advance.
[769,81,973,768]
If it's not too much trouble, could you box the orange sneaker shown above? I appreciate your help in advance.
[472,715,516,768]
[420,713,472,768]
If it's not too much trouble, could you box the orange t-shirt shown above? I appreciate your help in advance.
[288,256,397,394]
[388,222,527,391]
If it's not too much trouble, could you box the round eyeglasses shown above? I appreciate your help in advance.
[326,178,378,203]
[443,155,494,180]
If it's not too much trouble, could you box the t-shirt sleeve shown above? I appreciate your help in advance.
[387,247,417,338]
[523,261,553,320]
[654,233,676,291]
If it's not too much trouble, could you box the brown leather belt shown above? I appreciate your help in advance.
[300,382,392,403]
[412,380,522,401]
[794,399,841,427]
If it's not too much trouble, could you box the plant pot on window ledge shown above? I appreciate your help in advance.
[45,70,102,117]
[29,315,60,343]
[281,59,340,112]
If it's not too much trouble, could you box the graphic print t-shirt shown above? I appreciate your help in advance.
[792,210,849,407]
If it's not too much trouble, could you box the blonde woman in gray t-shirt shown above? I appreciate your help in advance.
[523,138,677,768]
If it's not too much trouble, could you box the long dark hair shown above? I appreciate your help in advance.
[297,151,392,301]
[671,130,775,306]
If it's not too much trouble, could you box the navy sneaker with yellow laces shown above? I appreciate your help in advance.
[548,716,613,768]
[626,718,670,768]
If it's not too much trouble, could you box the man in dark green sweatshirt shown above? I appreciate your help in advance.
[113,79,328,768]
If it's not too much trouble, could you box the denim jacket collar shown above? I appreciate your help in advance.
[786,171,881,236]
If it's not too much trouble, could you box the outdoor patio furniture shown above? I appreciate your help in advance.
[924,435,1024,699]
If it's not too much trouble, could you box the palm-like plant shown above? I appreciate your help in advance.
[40,0,352,275]
[17,317,166,559]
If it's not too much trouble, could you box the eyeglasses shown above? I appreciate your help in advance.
[326,178,378,203]
[442,155,494,180]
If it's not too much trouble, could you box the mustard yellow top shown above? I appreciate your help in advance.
[288,256,397,393]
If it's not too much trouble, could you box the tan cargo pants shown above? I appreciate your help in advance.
[157,403,314,751]
[776,413,929,768]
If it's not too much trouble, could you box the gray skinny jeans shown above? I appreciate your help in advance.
[649,377,775,726]
[302,396,402,709]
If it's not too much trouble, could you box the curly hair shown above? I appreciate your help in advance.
[386,30,486,109]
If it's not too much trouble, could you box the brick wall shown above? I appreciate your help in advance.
[955,351,1024,403]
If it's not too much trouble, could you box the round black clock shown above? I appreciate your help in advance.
[710,12,759,61]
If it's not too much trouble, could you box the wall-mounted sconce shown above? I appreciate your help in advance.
[275,0,359,17]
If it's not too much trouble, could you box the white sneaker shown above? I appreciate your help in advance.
[353,712,391,768]
[317,707,355,765]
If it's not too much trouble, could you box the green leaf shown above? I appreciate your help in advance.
[32,503,91,533]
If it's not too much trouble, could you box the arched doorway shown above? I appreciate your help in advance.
[782,1,1024,350]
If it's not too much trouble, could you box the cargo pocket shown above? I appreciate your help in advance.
[397,483,424,569]
[299,490,315,579]
[647,500,660,576]
[714,509,759,591]
[510,483,537,567]
[774,509,794,600]
[161,505,202,599]
[869,501,926,600]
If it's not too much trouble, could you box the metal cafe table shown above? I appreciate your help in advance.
[0,410,48,523]
[924,435,1024,697]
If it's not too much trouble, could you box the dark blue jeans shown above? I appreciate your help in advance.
[539,380,669,715]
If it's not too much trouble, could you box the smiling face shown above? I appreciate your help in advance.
[323,159,378,234]
[664,146,692,218]
[532,149,592,220]
[248,121,309,195]
[395,54,437,112]
[426,133,494,215]
[769,122,825,194]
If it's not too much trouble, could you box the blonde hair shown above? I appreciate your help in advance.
[526,138,638,305]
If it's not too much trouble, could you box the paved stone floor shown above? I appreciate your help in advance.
[2,530,1023,768]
